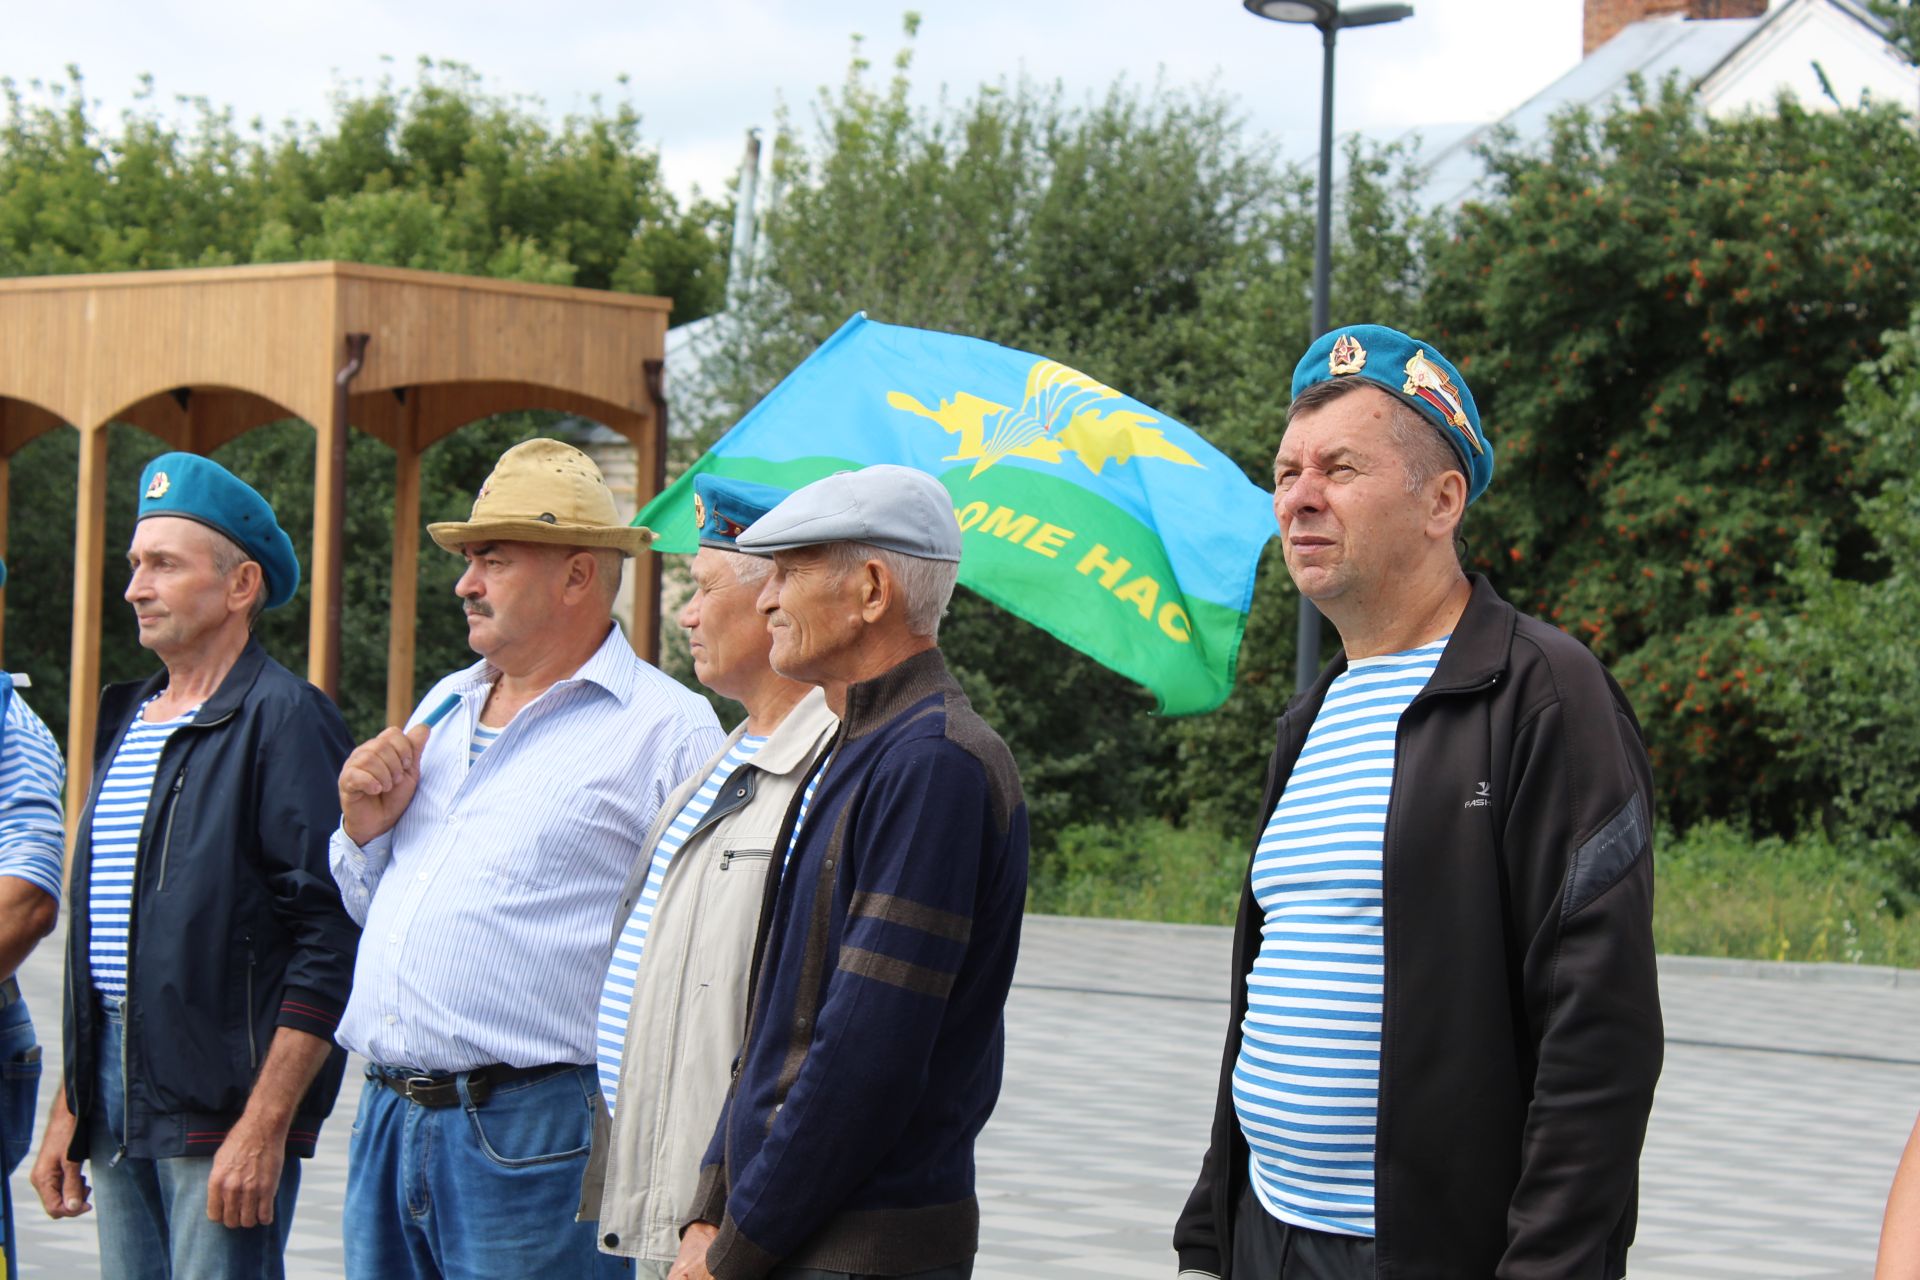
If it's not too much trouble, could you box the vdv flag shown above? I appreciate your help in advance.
[638,314,1279,715]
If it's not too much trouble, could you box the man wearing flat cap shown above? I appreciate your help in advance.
[581,474,837,1277]
[1174,325,1662,1280]
[331,438,724,1279]
[33,453,360,1280]
[672,463,1029,1280]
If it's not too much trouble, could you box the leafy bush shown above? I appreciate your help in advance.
[1027,818,1244,925]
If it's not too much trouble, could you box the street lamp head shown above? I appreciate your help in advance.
[1241,0,1413,27]
[1242,0,1335,23]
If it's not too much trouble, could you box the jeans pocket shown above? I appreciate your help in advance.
[465,1073,593,1169]
[0,1045,42,1175]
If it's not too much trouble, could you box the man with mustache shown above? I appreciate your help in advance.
[331,439,724,1279]
[1174,325,1662,1279]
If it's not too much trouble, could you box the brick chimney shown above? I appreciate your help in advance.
[1583,0,1769,56]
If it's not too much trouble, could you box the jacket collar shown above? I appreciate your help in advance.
[745,685,837,776]
[1285,573,1514,718]
[840,646,955,739]
[118,635,270,725]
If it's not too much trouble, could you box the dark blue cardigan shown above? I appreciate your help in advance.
[692,647,1029,1280]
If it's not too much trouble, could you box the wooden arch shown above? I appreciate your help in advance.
[0,262,671,819]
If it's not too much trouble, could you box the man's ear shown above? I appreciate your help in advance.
[229,561,264,615]
[561,549,597,603]
[1429,471,1468,541]
[858,558,892,624]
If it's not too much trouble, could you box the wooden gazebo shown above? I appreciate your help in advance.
[0,261,671,813]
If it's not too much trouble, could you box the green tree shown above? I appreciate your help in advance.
[0,63,730,743]
[694,23,1434,846]
[1752,306,1920,884]
[1419,82,1920,830]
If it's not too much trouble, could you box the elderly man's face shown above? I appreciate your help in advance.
[454,540,573,662]
[124,517,247,657]
[1273,388,1430,605]
[679,548,773,700]
[755,546,865,685]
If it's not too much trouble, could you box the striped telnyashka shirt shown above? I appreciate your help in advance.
[468,721,502,767]
[331,624,725,1073]
[784,753,831,871]
[87,697,199,998]
[1233,638,1446,1238]
[597,734,766,1114]
[0,689,68,906]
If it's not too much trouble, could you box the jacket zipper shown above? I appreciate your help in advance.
[719,849,772,870]
[154,768,187,892]
[244,937,258,1072]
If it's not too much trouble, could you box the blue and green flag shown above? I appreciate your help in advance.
[638,314,1278,715]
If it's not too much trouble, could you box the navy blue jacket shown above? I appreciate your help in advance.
[691,648,1029,1280]
[63,638,359,1160]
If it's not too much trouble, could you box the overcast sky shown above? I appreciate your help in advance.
[4,0,1586,201]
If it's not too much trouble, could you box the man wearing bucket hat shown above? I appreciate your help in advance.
[672,464,1029,1280]
[1173,326,1662,1280]
[331,438,724,1279]
[32,453,359,1280]
[580,474,838,1278]
[0,554,70,1280]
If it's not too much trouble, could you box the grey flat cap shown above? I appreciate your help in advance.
[737,464,962,562]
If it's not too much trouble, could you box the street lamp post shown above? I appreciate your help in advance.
[1242,0,1413,692]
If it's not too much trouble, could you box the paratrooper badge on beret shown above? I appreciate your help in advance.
[693,474,794,553]
[1292,323,1495,505]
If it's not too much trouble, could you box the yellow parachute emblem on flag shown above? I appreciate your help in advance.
[887,360,1204,479]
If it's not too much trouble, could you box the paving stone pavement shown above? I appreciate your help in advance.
[10,913,1915,1277]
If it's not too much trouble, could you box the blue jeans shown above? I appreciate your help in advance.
[0,986,43,1280]
[344,1063,631,1280]
[89,999,300,1280]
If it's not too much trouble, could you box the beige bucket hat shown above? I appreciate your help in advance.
[427,438,654,557]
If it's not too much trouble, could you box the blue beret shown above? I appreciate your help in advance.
[0,557,8,591]
[136,453,300,610]
[693,474,793,553]
[1291,324,1494,504]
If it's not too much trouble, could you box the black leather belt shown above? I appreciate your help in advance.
[368,1061,579,1109]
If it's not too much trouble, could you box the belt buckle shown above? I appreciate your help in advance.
[402,1075,446,1105]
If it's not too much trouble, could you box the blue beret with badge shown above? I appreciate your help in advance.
[1290,323,1494,505]
[693,474,794,553]
[137,453,301,610]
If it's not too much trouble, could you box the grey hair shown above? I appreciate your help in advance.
[820,541,957,638]
[720,549,773,587]
[205,528,267,627]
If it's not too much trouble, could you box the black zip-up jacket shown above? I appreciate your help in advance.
[1175,576,1663,1279]
[62,638,359,1161]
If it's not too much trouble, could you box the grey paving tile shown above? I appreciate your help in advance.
[11,913,1917,1277]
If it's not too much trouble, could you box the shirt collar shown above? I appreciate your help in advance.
[446,623,643,706]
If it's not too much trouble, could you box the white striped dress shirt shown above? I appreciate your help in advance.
[1234,638,1446,1238]
[86,697,198,998]
[331,625,726,1072]
[0,688,67,907]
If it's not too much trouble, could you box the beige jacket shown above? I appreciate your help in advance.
[580,686,837,1263]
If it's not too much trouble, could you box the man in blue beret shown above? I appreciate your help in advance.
[1175,325,1662,1280]
[673,464,1029,1280]
[0,554,72,1280]
[32,452,360,1280]
[579,474,837,1277]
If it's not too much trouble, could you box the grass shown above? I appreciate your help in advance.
[1027,817,1920,969]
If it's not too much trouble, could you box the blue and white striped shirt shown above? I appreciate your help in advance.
[330,625,726,1072]
[785,753,831,870]
[597,734,767,1114]
[468,722,502,767]
[1234,638,1446,1239]
[0,688,66,906]
[87,697,198,999]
